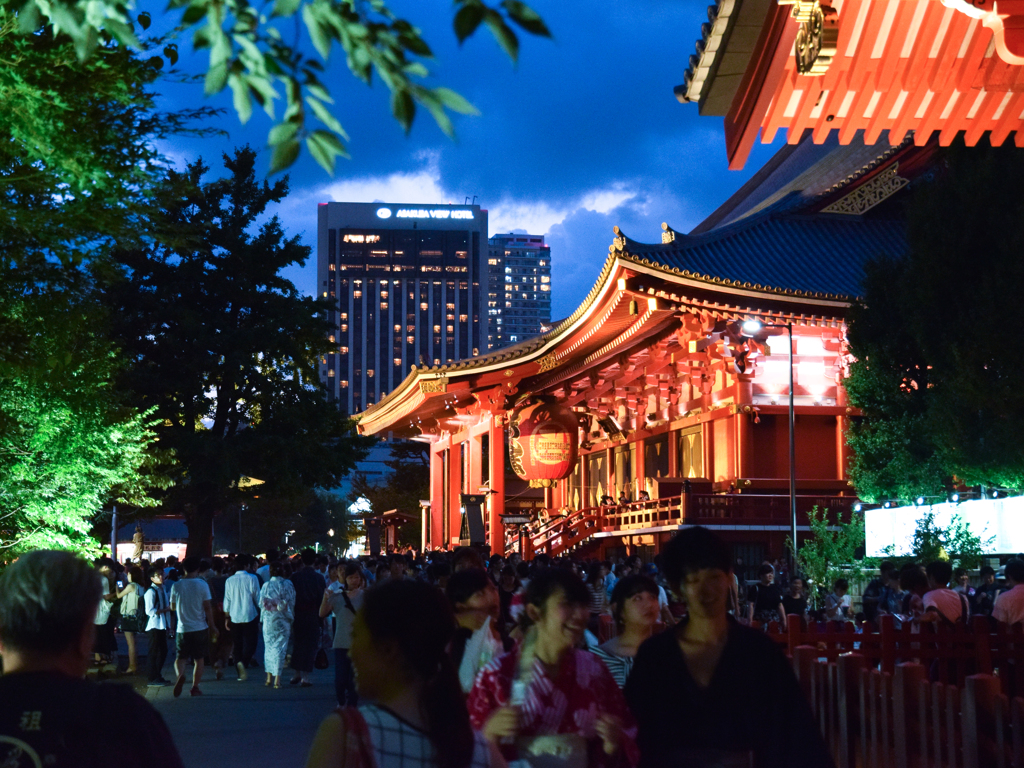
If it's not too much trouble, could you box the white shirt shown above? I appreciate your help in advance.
[170,577,212,632]
[993,583,1024,625]
[328,588,365,649]
[145,584,168,631]
[223,571,260,623]
[256,564,270,585]
[94,576,112,625]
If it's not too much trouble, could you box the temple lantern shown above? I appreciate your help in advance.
[509,400,580,488]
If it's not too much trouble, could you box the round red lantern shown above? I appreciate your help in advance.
[509,400,580,488]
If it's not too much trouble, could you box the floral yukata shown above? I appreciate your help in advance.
[259,576,296,677]
[467,647,638,768]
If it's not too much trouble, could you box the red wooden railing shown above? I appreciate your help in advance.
[505,493,858,558]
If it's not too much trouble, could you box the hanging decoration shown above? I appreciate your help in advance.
[509,400,581,488]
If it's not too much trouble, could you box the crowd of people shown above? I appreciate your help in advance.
[0,528,834,768]
[6,529,1024,767]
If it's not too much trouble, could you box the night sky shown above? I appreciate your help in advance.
[153,0,788,321]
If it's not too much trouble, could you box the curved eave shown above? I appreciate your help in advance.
[357,247,854,436]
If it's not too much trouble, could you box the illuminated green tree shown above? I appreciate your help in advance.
[0,25,204,562]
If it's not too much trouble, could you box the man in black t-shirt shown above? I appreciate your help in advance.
[0,550,183,768]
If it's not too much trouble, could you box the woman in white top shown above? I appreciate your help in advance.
[93,560,118,665]
[306,580,502,768]
[320,562,366,706]
[259,561,296,688]
[116,565,146,674]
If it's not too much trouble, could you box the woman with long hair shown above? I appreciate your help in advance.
[116,565,147,674]
[590,574,660,689]
[468,568,638,768]
[306,580,500,768]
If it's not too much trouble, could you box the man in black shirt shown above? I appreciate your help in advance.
[747,562,786,629]
[625,527,833,768]
[289,548,327,685]
[0,550,183,768]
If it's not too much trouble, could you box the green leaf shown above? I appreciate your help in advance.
[454,2,485,42]
[307,129,347,174]
[306,96,348,138]
[272,0,302,17]
[484,11,518,61]
[433,87,478,116]
[302,4,331,59]
[268,121,300,146]
[501,0,551,37]
[164,44,179,66]
[229,73,252,123]
[182,2,209,25]
[270,138,300,173]
[390,89,415,132]
[205,62,229,95]
[425,100,454,138]
[138,11,152,29]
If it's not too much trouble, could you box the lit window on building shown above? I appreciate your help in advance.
[353,290,362,299]
[394,357,402,366]
[328,335,335,343]
[341,380,348,388]
[367,369,374,378]
[488,258,498,265]
[420,302,429,310]
[406,335,415,344]
[446,325,454,333]
[340,347,349,354]
[380,290,389,299]
[540,285,550,291]
[459,314,468,322]
[380,302,388,309]
[340,324,348,332]
[328,369,335,376]
[341,313,348,320]
[433,324,441,333]
[329,263,336,271]
[541,275,550,283]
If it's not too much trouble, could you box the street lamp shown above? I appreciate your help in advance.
[741,318,797,572]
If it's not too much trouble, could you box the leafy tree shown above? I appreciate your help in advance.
[7,0,551,172]
[846,143,1024,501]
[0,24,210,563]
[882,511,991,570]
[788,506,865,608]
[104,146,372,556]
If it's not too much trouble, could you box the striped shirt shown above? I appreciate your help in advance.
[589,646,635,689]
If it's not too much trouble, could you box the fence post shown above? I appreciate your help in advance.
[793,645,817,703]
[893,663,927,768]
[837,653,865,768]
[961,674,1002,768]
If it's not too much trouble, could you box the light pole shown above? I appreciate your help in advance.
[741,319,797,573]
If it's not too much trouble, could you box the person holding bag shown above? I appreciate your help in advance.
[117,566,146,675]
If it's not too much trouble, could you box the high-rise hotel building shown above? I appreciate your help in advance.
[318,202,488,415]
[486,233,552,351]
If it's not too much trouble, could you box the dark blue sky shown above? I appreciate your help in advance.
[154,0,787,320]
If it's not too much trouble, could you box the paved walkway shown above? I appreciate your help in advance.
[111,632,338,768]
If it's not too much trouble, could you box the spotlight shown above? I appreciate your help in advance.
[991,489,1003,499]
[949,492,960,503]
[741,319,763,335]
[853,502,863,513]
[915,496,926,506]
[883,500,893,509]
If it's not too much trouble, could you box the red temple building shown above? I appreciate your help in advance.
[677,0,1024,168]
[357,135,939,562]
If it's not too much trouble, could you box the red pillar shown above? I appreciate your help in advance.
[449,445,463,549]
[429,443,444,550]
[488,415,505,555]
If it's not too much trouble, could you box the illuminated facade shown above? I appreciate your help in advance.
[486,233,552,350]
[317,202,488,415]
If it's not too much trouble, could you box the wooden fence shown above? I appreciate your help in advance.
[767,615,1024,767]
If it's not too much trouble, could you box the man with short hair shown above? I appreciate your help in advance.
[922,560,969,625]
[0,551,184,767]
[993,559,1024,625]
[169,556,217,697]
[256,549,277,585]
[625,526,833,768]
[223,555,260,681]
[289,549,326,686]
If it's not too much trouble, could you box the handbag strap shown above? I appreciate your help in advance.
[338,707,378,768]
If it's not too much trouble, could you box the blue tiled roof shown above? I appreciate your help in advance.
[627,212,907,299]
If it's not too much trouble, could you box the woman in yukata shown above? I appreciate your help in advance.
[468,568,638,768]
[259,560,296,688]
